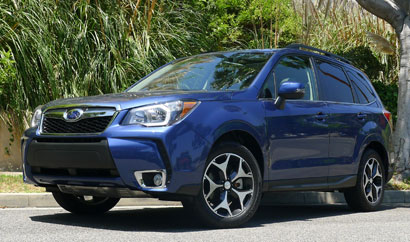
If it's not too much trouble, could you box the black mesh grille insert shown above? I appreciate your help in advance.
[31,167,120,178]
[42,116,112,134]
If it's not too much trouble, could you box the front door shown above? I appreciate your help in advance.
[262,55,330,190]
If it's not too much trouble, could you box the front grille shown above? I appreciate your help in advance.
[42,116,112,134]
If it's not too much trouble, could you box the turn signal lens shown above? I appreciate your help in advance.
[181,101,198,118]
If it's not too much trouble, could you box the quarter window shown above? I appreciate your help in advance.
[261,71,275,98]
[315,60,354,103]
[273,55,318,101]
[347,70,376,104]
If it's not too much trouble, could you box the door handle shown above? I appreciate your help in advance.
[315,112,327,121]
[357,112,367,120]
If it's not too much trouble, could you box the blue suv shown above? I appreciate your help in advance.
[22,44,394,228]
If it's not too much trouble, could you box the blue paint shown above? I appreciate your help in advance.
[21,48,394,196]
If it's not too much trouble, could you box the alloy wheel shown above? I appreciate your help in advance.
[362,158,383,203]
[202,153,254,218]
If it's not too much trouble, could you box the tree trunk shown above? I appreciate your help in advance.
[394,15,410,179]
[355,0,410,180]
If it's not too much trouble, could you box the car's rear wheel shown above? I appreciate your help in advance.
[344,149,385,211]
[52,191,120,214]
[187,142,262,228]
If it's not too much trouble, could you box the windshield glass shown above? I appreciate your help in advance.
[127,52,273,92]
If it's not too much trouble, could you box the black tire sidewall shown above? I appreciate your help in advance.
[194,142,262,228]
[345,148,385,211]
[358,149,385,208]
[52,191,120,214]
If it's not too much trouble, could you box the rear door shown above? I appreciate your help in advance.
[314,59,368,182]
[262,55,330,189]
[335,69,380,175]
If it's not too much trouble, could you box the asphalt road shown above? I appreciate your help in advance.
[1,204,409,242]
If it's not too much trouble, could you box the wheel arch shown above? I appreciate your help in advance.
[210,129,266,180]
[358,136,389,182]
[364,141,389,181]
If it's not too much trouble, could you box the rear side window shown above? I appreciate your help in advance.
[347,70,376,104]
[315,60,354,103]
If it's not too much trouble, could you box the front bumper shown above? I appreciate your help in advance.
[22,117,210,197]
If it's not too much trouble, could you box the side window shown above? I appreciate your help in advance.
[347,70,376,104]
[273,55,318,101]
[315,60,354,103]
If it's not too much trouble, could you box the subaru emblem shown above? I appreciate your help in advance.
[63,108,84,122]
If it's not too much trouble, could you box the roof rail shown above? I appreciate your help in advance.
[286,43,351,64]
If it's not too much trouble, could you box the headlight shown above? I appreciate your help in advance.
[30,106,43,127]
[123,100,199,127]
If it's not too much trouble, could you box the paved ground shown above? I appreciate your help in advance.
[1,204,409,242]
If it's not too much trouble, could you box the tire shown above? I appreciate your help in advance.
[344,148,385,212]
[191,142,262,228]
[181,199,195,212]
[52,191,120,214]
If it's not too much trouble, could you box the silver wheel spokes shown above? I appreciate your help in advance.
[363,158,383,203]
[203,153,254,218]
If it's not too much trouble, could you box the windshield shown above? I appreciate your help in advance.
[127,52,273,92]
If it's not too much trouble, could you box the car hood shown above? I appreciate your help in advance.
[42,91,233,111]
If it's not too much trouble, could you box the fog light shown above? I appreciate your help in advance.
[153,174,163,186]
[134,169,167,189]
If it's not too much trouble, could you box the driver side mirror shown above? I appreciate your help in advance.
[275,82,305,109]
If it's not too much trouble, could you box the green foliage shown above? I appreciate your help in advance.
[0,0,214,127]
[0,0,401,130]
[204,0,300,49]
[337,46,383,81]
[372,81,398,122]
[0,50,16,108]
[0,174,45,193]
[295,0,399,120]
[387,177,410,190]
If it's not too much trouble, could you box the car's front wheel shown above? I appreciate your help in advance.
[187,142,262,228]
[52,191,120,214]
[344,148,385,211]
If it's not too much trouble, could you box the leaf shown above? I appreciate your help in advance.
[366,32,395,55]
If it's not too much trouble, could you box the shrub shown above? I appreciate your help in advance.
[0,0,214,128]
[0,49,16,105]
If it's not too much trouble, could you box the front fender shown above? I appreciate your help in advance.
[212,120,265,148]
[182,100,268,182]
[185,100,266,146]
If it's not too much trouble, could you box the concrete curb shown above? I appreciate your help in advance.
[261,190,410,205]
[1,190,409,208]
[0,193,180,208]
